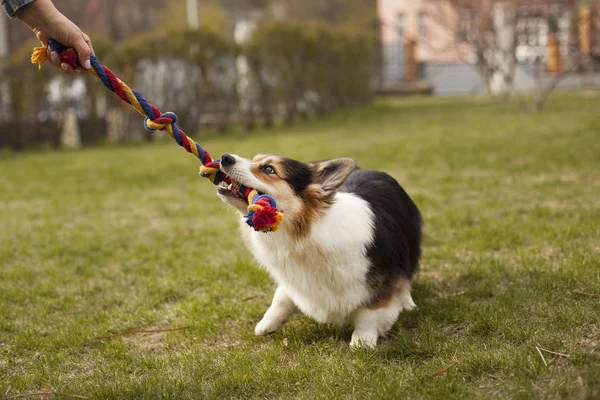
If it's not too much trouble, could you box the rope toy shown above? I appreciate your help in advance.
[31,40,284,232]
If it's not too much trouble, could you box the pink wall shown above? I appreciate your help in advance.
[378,0,472,63]
[378,0,424,44]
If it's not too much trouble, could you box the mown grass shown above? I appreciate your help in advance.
[1,92,599,399]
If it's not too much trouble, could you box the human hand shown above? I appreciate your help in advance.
[17,0,94,74]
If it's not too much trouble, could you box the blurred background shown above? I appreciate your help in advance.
[0,0,599,150]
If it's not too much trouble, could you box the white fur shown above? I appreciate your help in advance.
[249,192,375,325]
[242,192,416,347]
[350,291,416,347]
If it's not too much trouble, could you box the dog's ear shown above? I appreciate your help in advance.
[310,158,357,197]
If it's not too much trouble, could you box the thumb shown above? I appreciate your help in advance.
[72,35,92,70]
[35,29,50,45]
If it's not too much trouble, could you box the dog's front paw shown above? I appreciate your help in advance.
[350,330,378,348]
[254,318,281,336]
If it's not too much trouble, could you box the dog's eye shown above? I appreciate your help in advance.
[261,165,276,175]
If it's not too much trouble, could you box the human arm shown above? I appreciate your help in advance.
[4,0,94,74]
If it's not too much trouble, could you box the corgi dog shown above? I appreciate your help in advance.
[217,153,422,347]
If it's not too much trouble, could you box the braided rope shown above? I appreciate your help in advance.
[31,40,284,232]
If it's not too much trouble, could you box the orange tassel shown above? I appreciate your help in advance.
[31,45,49,69]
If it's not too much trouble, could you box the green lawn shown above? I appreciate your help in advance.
[1,93,599,399]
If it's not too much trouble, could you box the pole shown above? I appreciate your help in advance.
[0,11,8,56]
[0,12,10,121]
[187,0,200,28]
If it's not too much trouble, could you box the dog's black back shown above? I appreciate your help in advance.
[339,168,422,305]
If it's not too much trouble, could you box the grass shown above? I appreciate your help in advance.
[1,92,599,399]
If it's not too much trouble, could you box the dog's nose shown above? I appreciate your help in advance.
[221,153,236,166]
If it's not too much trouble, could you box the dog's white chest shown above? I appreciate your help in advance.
[247,193,375,324]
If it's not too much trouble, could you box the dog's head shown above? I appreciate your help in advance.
[218,153,357,237]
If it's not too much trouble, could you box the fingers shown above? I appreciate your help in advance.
[37,31,61,68]
[45,43,91,74]
[83,33,95,57]
[72,34,92,70]
[44,48,86,74]
[60,62,77,75]
[47,49,61,68]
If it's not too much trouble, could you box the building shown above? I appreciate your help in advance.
[378,0,477,93]
[378,0,599,95]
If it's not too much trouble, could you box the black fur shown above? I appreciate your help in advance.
[280,158,313,196]
[339,168,422,306]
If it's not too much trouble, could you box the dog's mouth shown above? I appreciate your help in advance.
[218,180,248,203]
[217,178,269,205]
[218,164,270,205]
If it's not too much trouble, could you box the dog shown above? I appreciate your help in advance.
[217,153,422,347]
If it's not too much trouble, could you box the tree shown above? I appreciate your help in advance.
[522,2,598,111]
[426,0,523,94]
[427,0,597,106]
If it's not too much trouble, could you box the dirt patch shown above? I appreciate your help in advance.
[443,323,471,338]
[122,331,169,354]
[578,325,600,352]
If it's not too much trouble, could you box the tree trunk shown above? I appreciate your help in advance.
[479,63,493,94]
[0,13,11,122]
[60,109,82,149]
[107,108,127,143]
[491,1,517,95]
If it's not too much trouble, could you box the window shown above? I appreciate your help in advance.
[459,8,476,42]
[418,11,427,42]
[397,13,406,40]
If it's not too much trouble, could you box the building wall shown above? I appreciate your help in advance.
[425,63,600,96]
[424,63,482,95]
[378,0,472,64]
[381,43,405,85]
[378,0,600,93]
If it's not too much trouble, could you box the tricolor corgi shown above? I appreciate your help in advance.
[217,153,422,347]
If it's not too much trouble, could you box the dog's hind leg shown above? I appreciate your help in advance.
[255,287,298,336]
[350,280,416,348]
[395,279,417,312]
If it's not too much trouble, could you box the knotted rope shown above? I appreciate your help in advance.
[31,40,284,232]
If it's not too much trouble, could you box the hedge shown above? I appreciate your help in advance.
[1,22,374,144]
[245,21,373,123]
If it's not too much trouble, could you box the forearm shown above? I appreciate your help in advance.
[1,0,36,18]
[14,0,61,31]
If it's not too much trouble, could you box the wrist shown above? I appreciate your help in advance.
[17,0,61,31]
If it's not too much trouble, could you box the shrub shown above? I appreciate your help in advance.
[1,21,375,148]
[109,28,238,131]
[244,21,373,124]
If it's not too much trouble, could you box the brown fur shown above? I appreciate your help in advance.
[289,183,327,240]
[248,155,349,240]
[367,279,412,310]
